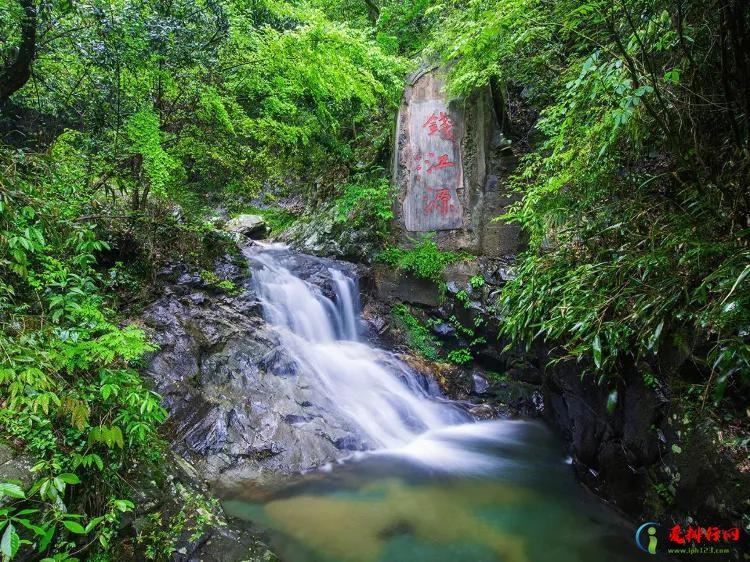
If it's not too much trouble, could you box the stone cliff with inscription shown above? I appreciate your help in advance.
[393,67,523,257]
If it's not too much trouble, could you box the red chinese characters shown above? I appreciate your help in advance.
[422,111,455,141]
[426,154,455,174]
[704,527,721,542]
[413,152,455,181]
[413,107,459,223]
[723,528,740,542]
[669,525,741,544]
[422,187,455,216]
[669,525,685,545]
[685,527,702,543]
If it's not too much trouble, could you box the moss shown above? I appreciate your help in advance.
[392,304,442,361]
[199,269,242,295]
[230,205,297,235]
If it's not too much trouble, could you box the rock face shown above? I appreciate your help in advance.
[542,357,666,514]
[366,254,545,418]
[392,66,524,257]
[0,443,34,491]
[278,203,381,262]
[225,214,269,239]
[142,253,371,485]
[542,351,750,537]
[372,263,440,307]
[122,451,277,562]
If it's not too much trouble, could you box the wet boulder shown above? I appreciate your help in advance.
[225,215,270,239]
[142,259,367,485]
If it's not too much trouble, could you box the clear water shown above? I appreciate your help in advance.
[226,245,637,562]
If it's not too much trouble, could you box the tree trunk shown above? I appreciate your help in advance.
[0,0,38,104]
[363,0,379,24]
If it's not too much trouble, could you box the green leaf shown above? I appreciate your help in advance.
[13,509,38,516]
[112,499,134,513]
[648,321,664,350]
[62,520,86,534]
[84,516,104,533]
[38,524,55,553]
[56,473,80,485]
[0,483,25,499]
[592,335,602,368]
[671,444,682,454]
[1,522,19,559]
[111,426,124,449]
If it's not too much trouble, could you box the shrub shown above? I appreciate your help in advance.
[334,176,395,240]
[378,237,467,283]
[392,304,442,360]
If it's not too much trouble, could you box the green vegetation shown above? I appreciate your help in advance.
[391,304,485,366]
[2,0,749,555]
[392,304,442,361]
[0,0,408,558]
[199,269,241,296]
[447,348,473,366]
[334,176,395,240]
[378,237,466,283]
[0,148,166,559]
[469,275,485,290]
[229,206,297,236]
[425,0,750,407]
[136,487,225,560]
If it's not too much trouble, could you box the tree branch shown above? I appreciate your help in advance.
[0,0,38,104]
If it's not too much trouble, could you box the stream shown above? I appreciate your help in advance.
[221,244,636,562]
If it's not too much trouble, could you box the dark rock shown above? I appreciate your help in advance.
[541,352,668,514]
[531,391,544,414]
[443,261,480,289]
[472,372,489,394]
[508,365,543,385]
[444,280,463,296]
[468,403,497,420]
[491,380,543,417]
[143,254,370,485]
[333,435,368,451]
[431,322,455,337]
[372,264,440,307]
[122,452,277,562]
[475,345,508,372]
[278,203,380,262]
[362,302,388,335]
[0,444,34,492]
[187,293,206,305]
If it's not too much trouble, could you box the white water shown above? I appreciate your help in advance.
[247,244,472,453]
[229,247,635,562]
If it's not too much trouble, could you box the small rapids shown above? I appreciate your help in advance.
[225,244,641,562]
[247,243,471,456]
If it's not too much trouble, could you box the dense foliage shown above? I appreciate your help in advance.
[1,0,406,558]
[425,0,750,403]
[0,147,165,559]
[378,237,466,283]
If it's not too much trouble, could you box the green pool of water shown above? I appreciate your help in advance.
[222,420,639,562]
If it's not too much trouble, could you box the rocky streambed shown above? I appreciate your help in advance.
[136,241,651,562]
[144,244,472,484]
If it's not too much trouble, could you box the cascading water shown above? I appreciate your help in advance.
[247,243,469,452]
[226,244,638,562]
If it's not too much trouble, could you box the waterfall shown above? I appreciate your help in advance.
[246,244,469,451]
